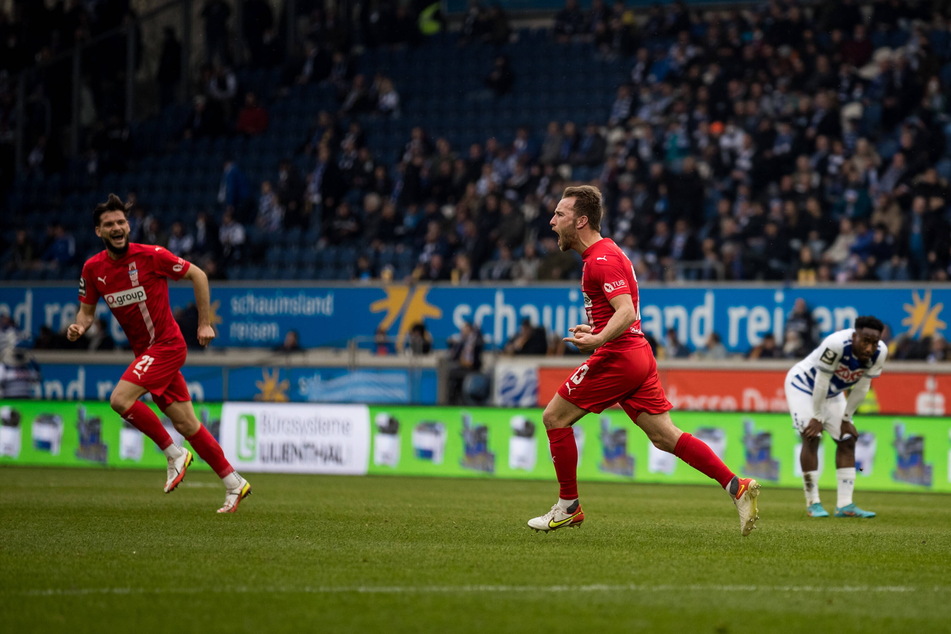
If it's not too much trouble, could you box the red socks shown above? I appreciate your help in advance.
[547,427,579,500]
[186,425,235,478]
[674,432,734,488]
[121,401,173,450]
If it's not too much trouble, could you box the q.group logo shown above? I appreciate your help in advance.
[237,414,256,461]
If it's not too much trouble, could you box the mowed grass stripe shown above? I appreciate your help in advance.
[18,582,951,596]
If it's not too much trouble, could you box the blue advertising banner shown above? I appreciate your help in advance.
[2,284,947,355]
[30,362,438,404]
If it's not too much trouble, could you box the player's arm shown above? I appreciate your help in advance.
[66,302,97,342]
[565,293,635,353]
[182,264,216,347]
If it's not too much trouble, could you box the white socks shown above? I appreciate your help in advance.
[802,470,820,505]
[222,471,243,490]
[558,498,578,511]
[163,444,184,459]
[836,467,856,508]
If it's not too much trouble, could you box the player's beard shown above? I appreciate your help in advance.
[103,233,129,256]
[557,226,575,252]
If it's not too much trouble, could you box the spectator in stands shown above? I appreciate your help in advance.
[40,223,76,270]
[218,158,253,220]
[450,251,475,284]
[2,229,37,274]
[0,312,28,354]
[218,209,247,265]
[784,298,817,358]
[324,201,362,246]
[747,333,784,360]
[484,54,515,97]
[503,318,549,356]
[255,181,284,232]
[693,331,729,361]
[663,327,691,359]
[446,320,484,404]
[274,329,304,354]
[181,95,220,140]
[193,211,221,260]
[374,75,401,118]
[235,91,269,136]
[142,217,168,248]
[0,347,41,398]
[167,221,195,259]
[405,322,433,355]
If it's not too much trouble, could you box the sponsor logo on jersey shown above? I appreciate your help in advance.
[97,276,107,284]
[603,279,627,293]
[128,262,139,286]
[172,257,185,273]
[583,292,592,307]
[104,286,148,307]
[596,255,608,261]
[79,276,87,298]
[819,347,837,365]
[834,366,865,383]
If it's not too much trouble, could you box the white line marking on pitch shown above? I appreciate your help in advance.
[17,584,950,597]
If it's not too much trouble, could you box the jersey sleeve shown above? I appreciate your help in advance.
[866,342,888,379]
[151,246,191,281]
[78,261,99,306]
[814,333,843,374]
[591,257,632,301]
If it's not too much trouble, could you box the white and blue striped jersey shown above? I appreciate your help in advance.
[788,328,887,398]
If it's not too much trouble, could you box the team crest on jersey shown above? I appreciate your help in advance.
[104,287,147,307]
[603,279,627,293]
[128,262,139,286]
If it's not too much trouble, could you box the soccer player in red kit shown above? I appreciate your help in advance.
[527,185,760,536]
[67,194,251,513]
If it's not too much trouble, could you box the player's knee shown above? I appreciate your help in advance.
[109,393,133,414]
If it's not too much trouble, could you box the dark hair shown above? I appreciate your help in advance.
[854,315,884,333]
[93,193,130,226]
[562,185,604,232]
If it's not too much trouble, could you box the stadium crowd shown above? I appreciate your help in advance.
[1,0,951,360]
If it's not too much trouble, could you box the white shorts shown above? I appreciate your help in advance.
[784,367,847,439]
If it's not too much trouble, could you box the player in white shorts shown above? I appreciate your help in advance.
[784,315,887,519]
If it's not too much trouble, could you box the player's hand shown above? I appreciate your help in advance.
[840,419,858,440]
[66,324,85,342]
[804,418,824,439]
[197,324,216,347]
[564,324,600,353]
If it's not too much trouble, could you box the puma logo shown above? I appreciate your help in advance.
[596,256,607,261]
[97,276,107,284]
[564,382,575,395]
[133,370,143,379]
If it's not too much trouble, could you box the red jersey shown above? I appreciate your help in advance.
[79,243,191,354]
[580,238,645,352]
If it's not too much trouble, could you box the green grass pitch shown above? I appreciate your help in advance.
[1,467,949,634]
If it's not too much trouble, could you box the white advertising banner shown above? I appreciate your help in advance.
[220,402,371,474]
[492,360,539,407]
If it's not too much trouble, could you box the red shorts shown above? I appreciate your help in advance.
[557,343,672,418]
[120,343,192,410]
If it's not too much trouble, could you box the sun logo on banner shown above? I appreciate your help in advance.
[370,284,442,347]
[901,289,946,339]
[255,368,289,402]
[209,299,223,329]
